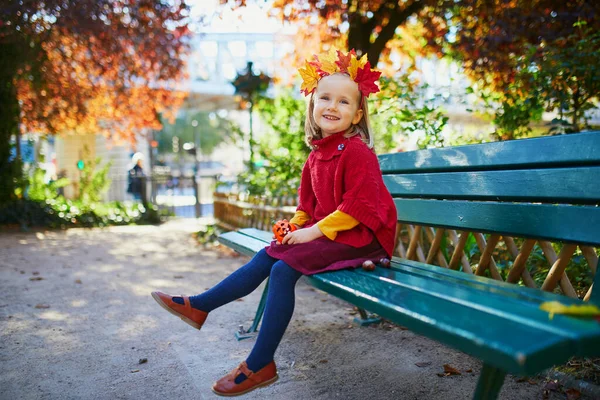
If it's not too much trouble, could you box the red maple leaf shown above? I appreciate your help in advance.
[335,49,356,72]
[355,61,381,97]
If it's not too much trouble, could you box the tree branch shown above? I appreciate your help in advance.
[368,0,427,65]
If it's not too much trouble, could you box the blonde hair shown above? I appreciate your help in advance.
[304,77,374,150]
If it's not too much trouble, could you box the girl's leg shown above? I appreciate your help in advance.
[236,260,303,383]
[177,248,278,312]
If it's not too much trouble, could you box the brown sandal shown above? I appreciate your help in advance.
[212,361,278,396]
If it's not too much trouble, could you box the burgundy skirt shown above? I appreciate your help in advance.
[265,237,387,275]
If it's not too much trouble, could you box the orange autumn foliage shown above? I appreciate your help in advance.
[6,0,191,145]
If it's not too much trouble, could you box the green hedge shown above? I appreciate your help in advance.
[0,198,162,229]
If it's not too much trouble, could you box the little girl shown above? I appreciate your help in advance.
[152,47,397,396]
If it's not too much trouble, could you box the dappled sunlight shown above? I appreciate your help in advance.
[2,315,35,334]
[440,149,469,167]
[36,327,83,355]
[108,299,124,306]
[92,264,124,273]
[128,282,171,296]
[116,315,159,340]
[38,310,69,321]
[71,299,87,308]
[0,219,257,398]
[139,279,180,291]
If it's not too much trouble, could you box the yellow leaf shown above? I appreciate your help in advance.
[318,47,339,75]
[299,61,319,95]
[347,54,368,80]
[539,301,600,320]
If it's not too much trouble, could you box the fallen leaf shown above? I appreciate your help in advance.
[29,277,44,281]
[540,301,600,319]
[35,304,50,309]
[138,358,148,364]
[565,388,581,400]
[437,373,447,377]
[443,364,461,375]
[415,362,431,368]
[75,279,82,284]
[465,369,472,373]
[319,359,328,364]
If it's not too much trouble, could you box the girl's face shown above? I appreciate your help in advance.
[313,74,364,137]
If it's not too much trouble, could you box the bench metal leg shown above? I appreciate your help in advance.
[235,279,269,341]
[353,307,382,326]
[473,363,506,400]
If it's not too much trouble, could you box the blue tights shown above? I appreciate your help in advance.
[187,248,302,378]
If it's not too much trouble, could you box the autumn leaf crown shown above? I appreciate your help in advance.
[299,47,382,98]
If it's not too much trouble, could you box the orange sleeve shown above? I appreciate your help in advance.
[289,210,311,227]
[316,210,359,240]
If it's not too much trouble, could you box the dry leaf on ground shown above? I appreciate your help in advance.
[443,364,461,375]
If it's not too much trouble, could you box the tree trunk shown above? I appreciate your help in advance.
[347,0,427,66]
[0,43,22,204]
[571,89,581,133]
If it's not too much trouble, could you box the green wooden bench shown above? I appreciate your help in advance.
[218,131,600,400]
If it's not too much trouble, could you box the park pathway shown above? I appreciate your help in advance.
[0,220,581,399]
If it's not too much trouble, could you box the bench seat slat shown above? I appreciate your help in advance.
[218,231,267,257]
[383,166,600,203]
[379,131,600,174]
[348,268,600,339]
[394,199,600,246]
[306,271,598,376]
[224,229,600,375]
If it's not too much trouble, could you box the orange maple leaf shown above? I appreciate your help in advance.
[335,49,356,73]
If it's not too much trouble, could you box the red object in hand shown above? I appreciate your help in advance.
[272,219,297,243]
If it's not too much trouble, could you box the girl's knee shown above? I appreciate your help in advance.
[253,248,276,263]
[270,261,302,282]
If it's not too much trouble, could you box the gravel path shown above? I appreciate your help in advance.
[0,220,585,399]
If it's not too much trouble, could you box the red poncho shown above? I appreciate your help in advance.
[296,132,397,257]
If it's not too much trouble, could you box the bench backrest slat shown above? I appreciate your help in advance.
[383,166,600,204]
[380,132,600,247]
[394,199,600,246]
[379,131,600,174]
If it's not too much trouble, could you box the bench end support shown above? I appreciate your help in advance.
[353,308,382,326]
[474,363,506,400]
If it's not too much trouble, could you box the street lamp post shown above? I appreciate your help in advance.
[231,61,271,172]
[191,119,201,218]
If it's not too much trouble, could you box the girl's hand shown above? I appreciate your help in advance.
[281,225,323,245]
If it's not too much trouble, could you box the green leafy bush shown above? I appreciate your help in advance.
[238,92,309,197]
[371,75,449,150]
[0,198,163,229]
